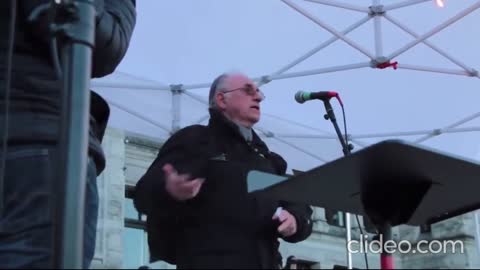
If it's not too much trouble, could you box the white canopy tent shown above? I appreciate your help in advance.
[89,0,480,267]
[91,0,480,173]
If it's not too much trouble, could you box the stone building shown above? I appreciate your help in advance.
[90,127,480,269]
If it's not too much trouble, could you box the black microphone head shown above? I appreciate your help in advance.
[295,91,307,104]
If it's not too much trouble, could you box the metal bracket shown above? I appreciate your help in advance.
[262,130,275,138]
[469,68,479,77]
[432,129,442,136]
[369,5,385,17]
[169,84,184,94]
[259,75,272,85]
[370,57,389,68]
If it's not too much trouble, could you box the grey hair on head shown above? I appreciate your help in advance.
[208,73,229,109]
[208,71,249,109]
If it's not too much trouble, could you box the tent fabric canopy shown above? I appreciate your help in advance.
[91,0,480,173]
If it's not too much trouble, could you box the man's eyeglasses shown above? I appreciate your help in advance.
[221,85,266,100]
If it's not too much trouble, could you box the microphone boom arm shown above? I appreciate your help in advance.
[323,100,352,156]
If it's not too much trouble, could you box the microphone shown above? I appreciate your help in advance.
[295,91,338,104]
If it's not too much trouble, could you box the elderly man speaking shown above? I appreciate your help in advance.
[134,72,313,269]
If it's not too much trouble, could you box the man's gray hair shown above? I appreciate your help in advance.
[208,73,230,109]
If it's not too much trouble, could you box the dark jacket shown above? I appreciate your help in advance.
[134,109,313,269]
[0,0,136,174]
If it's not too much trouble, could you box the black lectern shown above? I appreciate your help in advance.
[248,140,480,269]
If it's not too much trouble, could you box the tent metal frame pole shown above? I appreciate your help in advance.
[383,14,476,74]
[262,113,369,148]
[397,64,475,77]
[104,97,480,145]
[181,91,210,125]
[304,0,369,13]
[96,74,480,155]
[349,126,480,140]
[107,99,172,133]
[274,126,480,140]
[170,85,183,134]
[383,0,431,12]
[180,82,212,91]
[91,81,171,91]
[182,91,208,105]
[372,0,384,59]
[415,112,480,143]
[274,134,340,139]
[282,0,375,60]
[253,127,329,162]
[387,1,480,60]
[273,137,330,163]
[268,62,371,81]
[270,15,372,78]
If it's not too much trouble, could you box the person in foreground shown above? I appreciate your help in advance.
[0,0,136,268]
[134,72,313,269]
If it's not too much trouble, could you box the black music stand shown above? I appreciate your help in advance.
[247,140,480,269]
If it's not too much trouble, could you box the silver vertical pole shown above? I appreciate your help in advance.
[54,0,96,268]
[474,211,480,263]
[170,84,183,134]
[373,0,383,58]
[346,212,353,269]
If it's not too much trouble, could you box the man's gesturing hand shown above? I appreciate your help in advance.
[273,209,297,237]
[163,163,205,201]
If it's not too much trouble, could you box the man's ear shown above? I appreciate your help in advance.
[216,92,227,110]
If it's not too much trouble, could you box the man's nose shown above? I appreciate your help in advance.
[253,90,265,102]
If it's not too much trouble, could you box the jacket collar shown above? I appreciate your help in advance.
[208,108,266,148]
